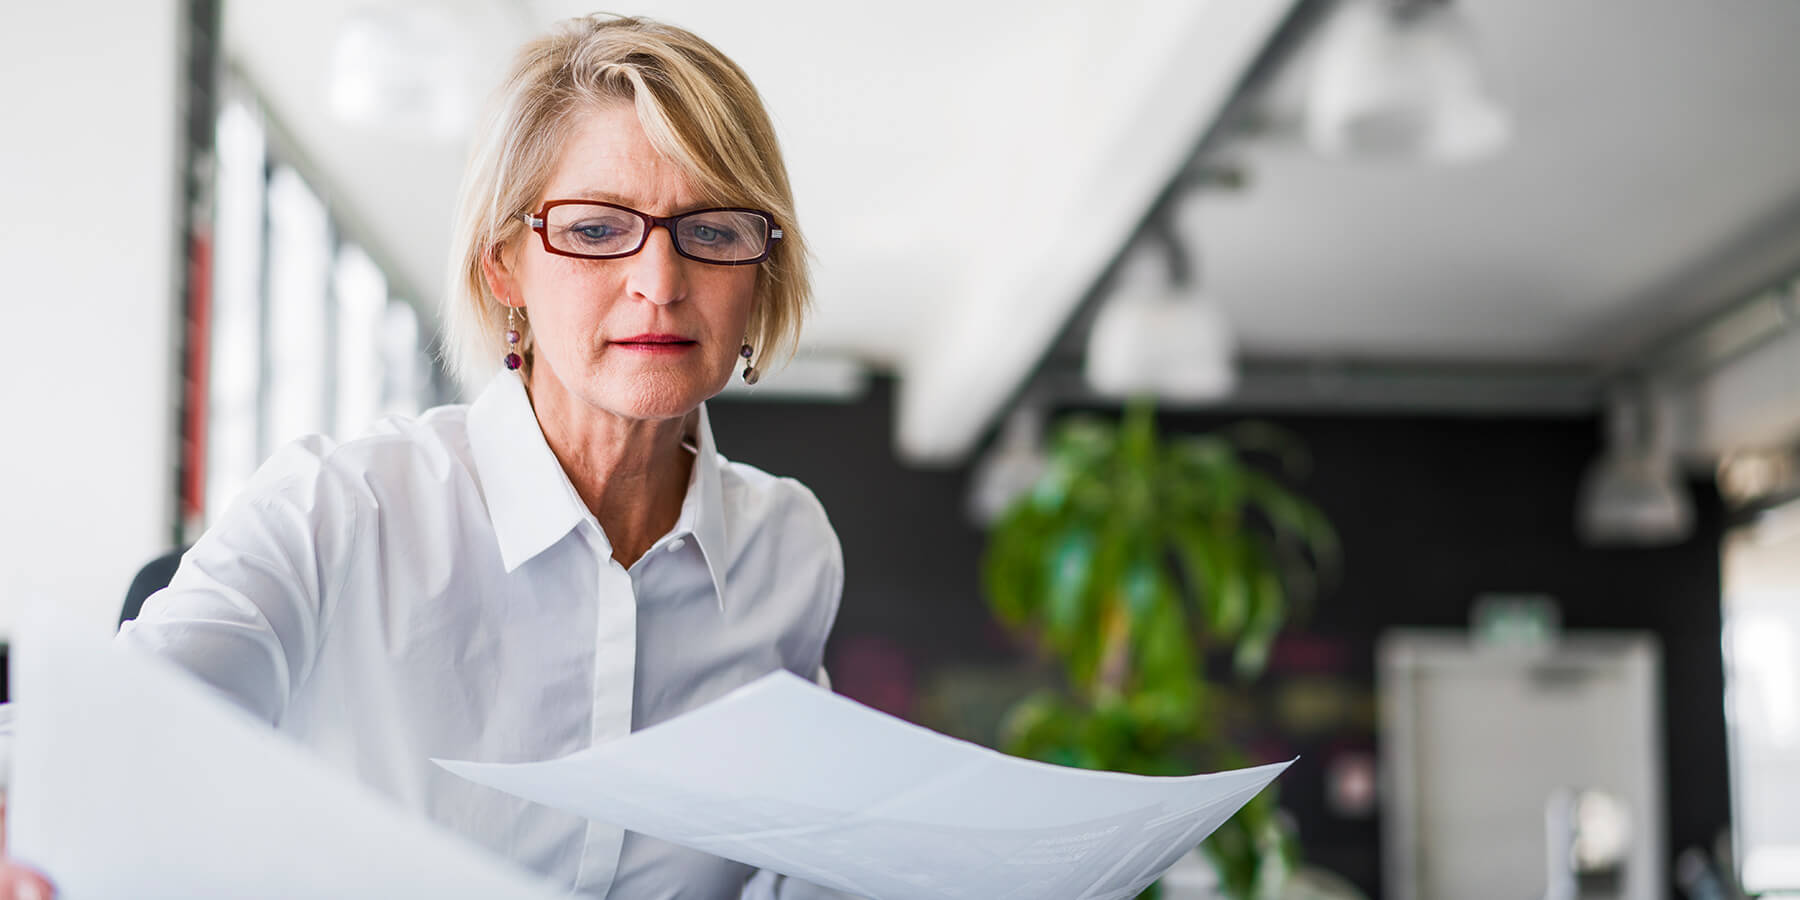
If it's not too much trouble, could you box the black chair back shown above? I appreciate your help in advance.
[122,547,189,629]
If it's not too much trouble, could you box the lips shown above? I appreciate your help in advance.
[611,333,698,353]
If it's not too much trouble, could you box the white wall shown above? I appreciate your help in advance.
[0,1,182,637]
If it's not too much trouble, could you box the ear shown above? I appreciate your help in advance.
[479,242,521,308]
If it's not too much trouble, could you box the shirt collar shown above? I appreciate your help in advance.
[466,370,732,611]
[673,401,731,612]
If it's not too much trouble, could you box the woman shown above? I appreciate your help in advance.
[0,14,846,899]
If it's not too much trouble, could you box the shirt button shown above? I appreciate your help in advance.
[667,537,687,553]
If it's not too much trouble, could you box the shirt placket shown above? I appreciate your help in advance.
[571,528,638,897]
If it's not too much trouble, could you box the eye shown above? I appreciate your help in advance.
[689,223,736,245]
[559,214,637,251]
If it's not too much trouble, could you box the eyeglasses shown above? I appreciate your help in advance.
[520,200,782,265]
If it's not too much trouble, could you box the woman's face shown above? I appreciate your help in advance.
[488,101,758,423]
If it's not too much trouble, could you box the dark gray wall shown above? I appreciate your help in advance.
[709,378,1730,897]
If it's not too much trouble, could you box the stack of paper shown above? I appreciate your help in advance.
[440,673,1290,900]
[7,605,1288,899]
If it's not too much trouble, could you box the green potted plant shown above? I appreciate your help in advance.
[981,400,1339,900]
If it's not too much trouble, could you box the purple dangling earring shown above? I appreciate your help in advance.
[504,307,523,371]
[740,341,759,385]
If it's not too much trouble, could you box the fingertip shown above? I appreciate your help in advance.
[0,862,53,900]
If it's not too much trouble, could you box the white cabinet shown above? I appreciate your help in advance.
[1379,631,1665,900]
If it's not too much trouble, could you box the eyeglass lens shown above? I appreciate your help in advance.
[542,204,771,262]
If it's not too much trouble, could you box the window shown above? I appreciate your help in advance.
[1723,498,1800,893]
[200,92,446,532]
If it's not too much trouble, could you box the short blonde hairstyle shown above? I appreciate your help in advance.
[442,14,810,392]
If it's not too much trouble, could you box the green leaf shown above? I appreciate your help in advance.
[1120,398,1159,466]
[1044,527,1096,646]
[1136,595,1198,713]
[1122,554,1161,624]
[1170,434,1235,470]
[1220,420,1311,478]
[1170,525,1250,638]
[1233,565,1287,680]
[1028,458,1073,512]
[999,691,1079,758]
[1213,537,1253,637]
[1239,470,1341,578]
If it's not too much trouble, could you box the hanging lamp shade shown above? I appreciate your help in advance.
[1577,453,1694,546]
[329,7,474,141]
[1306,0,1512,163]
[1085,279,1237,401]
[1576,390,1694,546]
[967,405,1050,526]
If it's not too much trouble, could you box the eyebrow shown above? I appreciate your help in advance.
[563,188,636,205]
[553,189,723,214]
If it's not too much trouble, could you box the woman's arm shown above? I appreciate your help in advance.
[117,435,368,723]
[0,436,367,897]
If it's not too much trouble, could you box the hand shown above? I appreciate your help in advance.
[0,863,50,900]
[0,800,54,900]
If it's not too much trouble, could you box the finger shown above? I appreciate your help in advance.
[0,862,54,900]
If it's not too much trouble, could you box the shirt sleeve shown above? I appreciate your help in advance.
[0,437,364,790]
[812,530,842,687]
[786,478,843,688]
[115,434,368,725]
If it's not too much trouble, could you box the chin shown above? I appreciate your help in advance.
[599,368,725,421]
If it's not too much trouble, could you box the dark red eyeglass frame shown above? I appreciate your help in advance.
[519,199,783,266]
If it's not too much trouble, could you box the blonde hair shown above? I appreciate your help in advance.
[441,14,809,392]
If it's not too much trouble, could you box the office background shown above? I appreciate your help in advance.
[5,1,1800,898]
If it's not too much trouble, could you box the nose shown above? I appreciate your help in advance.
[624,224,689,306]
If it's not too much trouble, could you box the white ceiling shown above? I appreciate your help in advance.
[223,0,1800,463]
[1196,0,1800,366]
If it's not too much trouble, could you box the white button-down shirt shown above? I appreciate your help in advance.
[116,370,845,898]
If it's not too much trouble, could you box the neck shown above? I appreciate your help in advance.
[525,367,696,569]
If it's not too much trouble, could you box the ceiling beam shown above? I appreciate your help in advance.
[893,0,1311,465]
[1040,359,1602,417]
[1632,277,1799,387]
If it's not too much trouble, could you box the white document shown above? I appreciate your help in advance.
[5,606,569,900]
[438,671,1291,900]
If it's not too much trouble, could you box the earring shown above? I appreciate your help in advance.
[740,342,759,385]
[504,307,523,371]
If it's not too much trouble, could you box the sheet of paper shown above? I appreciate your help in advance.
[439,671,1291,900]
[6,605,569,900]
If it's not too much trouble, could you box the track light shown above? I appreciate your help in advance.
[1084,217,1237,402]
[1306,0,1512,163]
[1577,386,1694,546]
[968,403,1050,526]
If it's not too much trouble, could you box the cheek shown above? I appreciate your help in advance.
[525,266,614,335]
[710,271,760,337]
[701,276,757,384]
